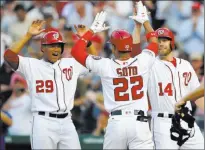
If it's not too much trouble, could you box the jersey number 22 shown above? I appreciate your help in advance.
[113,76,144,101]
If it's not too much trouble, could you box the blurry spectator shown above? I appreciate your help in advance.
[0,0,17,33]
[81,91,97,133]
[190,53,203,81]
[155,1,193,31]
[177,2,204,55]
[58,16,67,33]
[61,24,74,58]
[72,78,89,132]
[41,1,59,20]
[104,1,132,34]
[0,63,14,86]
[89,34,104,56]
[0,110,12,150]
[92,92,108,136]
[8,4,32,41]
[61,1,94,27]
[1,32,12,66]
[2,73,32,135]
[43,13,54,30]
[26,0,44,21]
[93,1,106,16]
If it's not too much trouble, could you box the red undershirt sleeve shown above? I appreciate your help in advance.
[71,30,94,67]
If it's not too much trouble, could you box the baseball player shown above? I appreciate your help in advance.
[133,26,204,148]
[71,2,158,149]
[4,20,91,149]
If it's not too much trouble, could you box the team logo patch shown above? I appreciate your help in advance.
[63,67,73,81]
[158,30,164,35]
[53,33,59,40]
[125,45,129,50]
[92,55,102,60]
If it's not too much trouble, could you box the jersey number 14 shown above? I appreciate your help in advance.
[113,76,144,101]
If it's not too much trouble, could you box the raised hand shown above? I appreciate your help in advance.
[27,20,45,36]
[90,11,110,33]
[74,24,89,37]
[129,1,149,24]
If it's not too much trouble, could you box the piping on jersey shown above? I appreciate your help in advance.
[31,116,34,149]
[178,72,182,98]
[112,59,120,65]
[128,58,138,66]
[165,64,177,102]
[54,68,60,112]
[112,58,138,67]
[58,62,67,112]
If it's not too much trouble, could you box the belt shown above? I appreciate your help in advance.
[157,113,173,118]
[38,111,68,119]
[111,110,148,122]
[111,110,145,116]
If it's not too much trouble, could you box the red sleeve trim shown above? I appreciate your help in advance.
[71,30,94,66]
[146,32,157,41]
[4,49,19,64]
[146,42,158,55]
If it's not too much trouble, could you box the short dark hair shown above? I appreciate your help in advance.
[13,4,25,12]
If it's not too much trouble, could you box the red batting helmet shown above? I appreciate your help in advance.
[156,28,175,50]
[41,30,65,45]
[41,30,65,53]
[110,29,133,52]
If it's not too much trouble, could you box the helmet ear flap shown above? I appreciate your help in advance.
[60,44,64,54]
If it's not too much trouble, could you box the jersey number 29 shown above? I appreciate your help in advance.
[36,80,54,93]
[113,76,144,101]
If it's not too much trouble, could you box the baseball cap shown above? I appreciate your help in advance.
[192,2,201,10]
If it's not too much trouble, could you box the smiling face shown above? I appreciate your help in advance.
[42,43,63,63]
[158,37,172,57]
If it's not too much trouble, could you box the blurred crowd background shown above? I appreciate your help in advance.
[0,0,204,139]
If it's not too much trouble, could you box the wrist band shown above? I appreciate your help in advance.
[146,32,157,41]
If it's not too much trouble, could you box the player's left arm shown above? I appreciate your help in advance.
[74,24,97,56]
[71,11,109,73]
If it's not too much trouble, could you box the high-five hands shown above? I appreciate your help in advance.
[90,11,110,33]
[129,1,149,24]
[27,20,45,36]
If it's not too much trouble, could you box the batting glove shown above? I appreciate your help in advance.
[90,11,110,33]
[129,1,149,24]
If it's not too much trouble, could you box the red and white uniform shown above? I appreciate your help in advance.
[71,30,158,149]
[16,56,88,149]
[148,57,204,149]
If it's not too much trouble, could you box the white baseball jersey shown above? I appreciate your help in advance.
[16,56,88,113]
[85,49,156,113]
[148,57,200,113]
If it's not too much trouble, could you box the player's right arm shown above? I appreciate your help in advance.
[129,1,158,69]
[175,82,204,111]
[4,20,45,70]
[129,1,158,55]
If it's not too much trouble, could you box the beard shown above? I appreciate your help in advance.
[158,48,172,57]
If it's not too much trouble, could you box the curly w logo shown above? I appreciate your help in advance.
[63,67,73,81]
